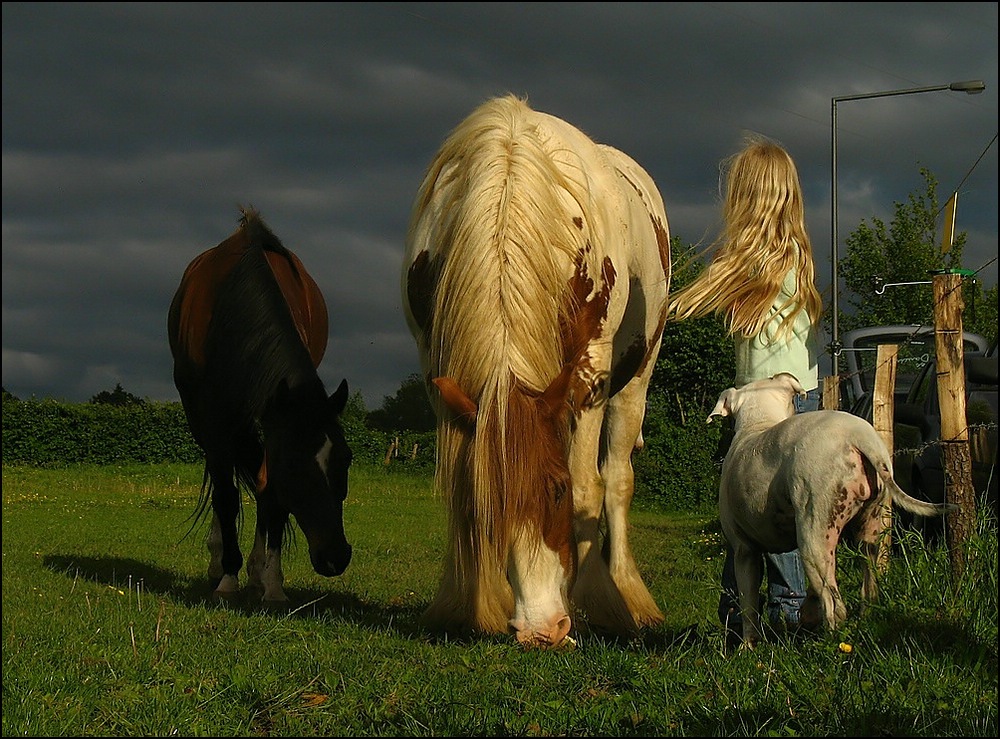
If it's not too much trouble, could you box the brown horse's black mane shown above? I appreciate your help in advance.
[239,207,295,264]
[204,210,323,426]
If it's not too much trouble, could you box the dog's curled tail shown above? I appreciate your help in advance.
[857,426,956,519]
[878,467,957,518]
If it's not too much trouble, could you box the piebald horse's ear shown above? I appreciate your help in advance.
[432,377,478,428]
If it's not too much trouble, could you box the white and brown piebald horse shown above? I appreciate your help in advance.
[402,95,671,646]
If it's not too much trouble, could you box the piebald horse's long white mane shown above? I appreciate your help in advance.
[404,94,670,646]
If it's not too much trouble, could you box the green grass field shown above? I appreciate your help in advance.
[2,463,996,736]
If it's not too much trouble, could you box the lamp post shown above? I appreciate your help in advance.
[829,79,986,390]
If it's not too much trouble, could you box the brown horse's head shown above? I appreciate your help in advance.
[261,378,353,577]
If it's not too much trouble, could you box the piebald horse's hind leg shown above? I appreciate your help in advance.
[600,379,664,628]
[570,402,639,638]
[247,493,289,603]
[206,459,243,599]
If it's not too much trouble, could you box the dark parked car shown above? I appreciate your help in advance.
[892,343,998,542]
[839,324,990,414]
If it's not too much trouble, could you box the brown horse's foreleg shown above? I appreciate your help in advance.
[248,493,290,602]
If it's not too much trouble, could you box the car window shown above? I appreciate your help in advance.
[850,335,934,395]
[846,331,986,388]
[904,356,996,423]
[928,377,940,416]
[840,326,990,410]
[909,361,935,405]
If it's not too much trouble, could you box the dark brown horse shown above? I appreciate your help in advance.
[168,207,352,601]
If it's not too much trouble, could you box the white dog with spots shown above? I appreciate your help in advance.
[709,372,953,646]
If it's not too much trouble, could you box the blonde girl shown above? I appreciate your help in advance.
[670,135,822,388]
[669,135,823,643]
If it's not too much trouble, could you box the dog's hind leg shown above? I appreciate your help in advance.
[731,543,765,646]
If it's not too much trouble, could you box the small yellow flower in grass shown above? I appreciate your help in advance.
[838,642,853,654]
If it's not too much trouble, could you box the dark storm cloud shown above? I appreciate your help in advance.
[3,2,997,407]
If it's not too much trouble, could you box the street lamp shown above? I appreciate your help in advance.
[829,79,986,391]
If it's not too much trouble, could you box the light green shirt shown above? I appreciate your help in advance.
[734,268,819,391]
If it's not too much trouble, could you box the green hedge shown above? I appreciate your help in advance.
[633,391,722,513]
[1,394,717,512]
[0,396,435,472]
[1,397,203,466]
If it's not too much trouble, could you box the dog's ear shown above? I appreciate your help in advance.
[773,372,806,398]
[707,387,737,423]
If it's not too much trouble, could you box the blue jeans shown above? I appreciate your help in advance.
[718,387,819,629]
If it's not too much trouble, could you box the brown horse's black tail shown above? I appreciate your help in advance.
[182,434,258,542]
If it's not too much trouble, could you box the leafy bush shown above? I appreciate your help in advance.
[0,393,437,474]
[634,391,721,512]
[1,396,202,466]
[637,239,736,513]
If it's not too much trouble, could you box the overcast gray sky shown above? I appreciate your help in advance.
[3,2,997,409]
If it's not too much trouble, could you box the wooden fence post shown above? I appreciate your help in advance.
[871,343,898,573]
[822,375,840,411]
[932,271,976,584]
[384,436,399,466]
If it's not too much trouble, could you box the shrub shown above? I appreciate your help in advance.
[1,393,716,511]
[1,396,202,466]
[634,391,721,512]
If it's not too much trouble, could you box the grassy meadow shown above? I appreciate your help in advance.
[2,463,997,736]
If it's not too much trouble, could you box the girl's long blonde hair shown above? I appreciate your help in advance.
[668,135,822,341]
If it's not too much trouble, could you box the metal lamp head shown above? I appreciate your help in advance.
[949,80,986,94]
